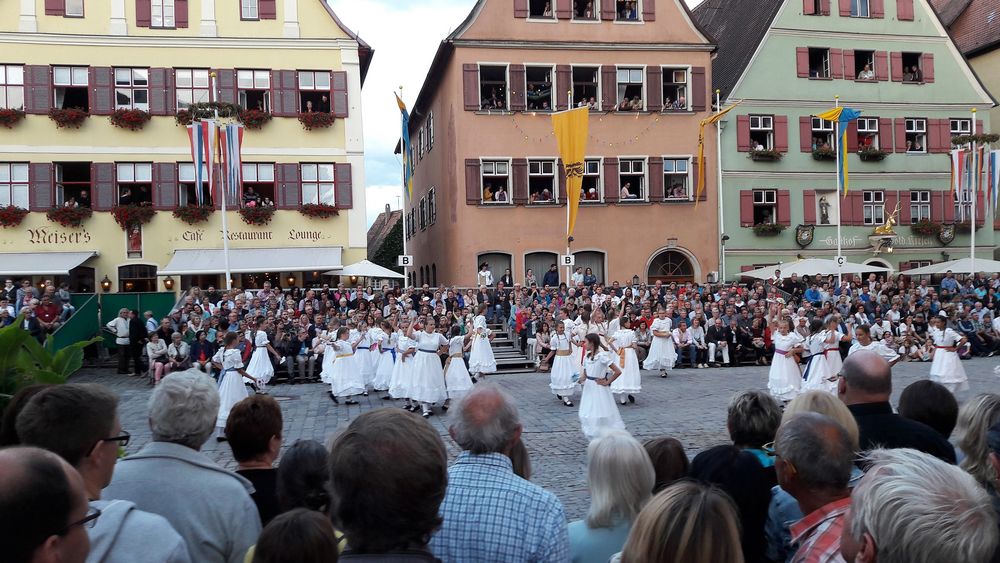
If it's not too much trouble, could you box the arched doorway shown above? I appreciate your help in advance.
[863,258,892,274]
[647,250,695,284]
[524,251,558,285]
[476,252,512,286]
[573,251,606,284]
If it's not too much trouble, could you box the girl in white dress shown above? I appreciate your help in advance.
[802,318,836,394]
[768,320,804,402]
[356,321,377,391]
[820,315,849,377]
[245,319,281,393]
[468,306,498,377]
[848,325,901,365]
[328,327,364,405]
[408,318,449,418]
[578,333,626,439]
[929,314,968,393]
[317,329,336,385]
[213,332,258,441]
[388,320,418,411]
[609,316,641,406]
[559,310,582,378]
[544,322,576,406]
[372,321,397,398]
[443,325,474,407]
[643,308,676,377]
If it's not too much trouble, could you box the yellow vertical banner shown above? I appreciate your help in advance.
[551,107,590,238]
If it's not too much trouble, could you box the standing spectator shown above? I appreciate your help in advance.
[15,384,190,563]
[276,440,333,514]
[429,384,569,561]
[225,394,283,527]
[105,308,131,375]
[252,509,340,563]
[543,264,561,288]
[127,309,148,377]
[0,447,92,563]
[569,430,655,563]
[104,370,261,563]
[477,263,494,287]
[840,448,997,563]
[897,380,959,440]
[329,409,447,560]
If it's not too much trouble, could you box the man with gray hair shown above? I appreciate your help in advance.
[104,370,261,563]
[840,448,998,563]
[774,413,853,563]
[429,384,569,562]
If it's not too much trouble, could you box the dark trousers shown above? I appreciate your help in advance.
[117,344,131,374]
[130,342,145,374]
[676,343,697,366]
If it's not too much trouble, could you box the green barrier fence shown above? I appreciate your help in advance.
[97,292,178,349]
[50,294,99,352]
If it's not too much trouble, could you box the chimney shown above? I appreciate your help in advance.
[385,203,391,214]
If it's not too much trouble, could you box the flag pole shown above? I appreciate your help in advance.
[210,72,233,291]
[565,89,572,287]
[399,86,409,289]
[970,107,977,275]
[834,96,842,287]
[716,89,725,282]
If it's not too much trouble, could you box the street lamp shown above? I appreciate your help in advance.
[163,276,174,291]
[632,274,640,287]
[287,275,296,287]
[100,275,112,292]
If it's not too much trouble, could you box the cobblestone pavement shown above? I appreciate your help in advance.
[73,358,1000,521]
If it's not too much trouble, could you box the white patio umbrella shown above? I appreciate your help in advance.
[901,257,1000,276]
[324,259,405,279]
[741,258,889,280]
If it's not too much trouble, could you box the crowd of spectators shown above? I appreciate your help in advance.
[1,278,77,341]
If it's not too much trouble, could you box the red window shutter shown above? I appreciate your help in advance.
[737,115,751,152]
[883,190,898,224]
[976,195,985,225]
[803,0,816,15]
[921,53,934,83]
[897,0,913,19]
[269,70,284,116]
[847,120,859,152]
[775,115,789,153]
[890,52,903,81]
[24,65,52,115]
[878,117,892,150]
[799,116,812,152]
[803,190,816,223]
[275,164,301,209]
[514,0,528,18]
[874,51,888,81]
[136,0,152,27]
[739,190,754,226]
[334,163,353,209]
[894,118,907,153]
[839,192,853,224]
[830,49,844,79]
[642,0,656,21]
[820,0,831,15]
[556,0,572,18]
[943,190,955,222]
[259,0,277,19]
[899,190,911,224]
[89,67,114,115]
[600,0,616,20]
[45,0,65,16]
[691,66,707,111]
[557,161,567,204]
[871,0,884,18]
[463,64,480,111]
[777,191,791,225]
[648,157,664,201]
[931,119,948,153]
[215,69,237,105]
[465,159,481,205]
[509,65,526,111]
[331,71,349,118]
[91,163,116,211]
[556,65,571,111]
[276,69,297,116]
[852,192,865,226]
[511,159,528,205]
[843,50,855,79]
[603,158,619,203]
[976,119,984,137]
[601,66,617,110]
[839,0,851,16]
[898,261,911,272]
[28,163,54,211]
[175,0,189,27]
[148,68,171,116]
[646,66,662,112]
[796,47,810,78]
[930,191,944,221]
[152,163,178,210]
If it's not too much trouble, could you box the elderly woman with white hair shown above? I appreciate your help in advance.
[568,430,655,563]
[104,369,261,563]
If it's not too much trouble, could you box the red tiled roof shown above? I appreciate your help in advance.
[933,0,1000,55]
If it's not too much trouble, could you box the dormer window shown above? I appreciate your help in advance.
[529,0,554,18]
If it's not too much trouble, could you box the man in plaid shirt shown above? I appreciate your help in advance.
[774,412,853,563]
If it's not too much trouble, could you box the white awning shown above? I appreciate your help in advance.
[324,260,405,279]
[159,247,343,276]
[0,251,98,276]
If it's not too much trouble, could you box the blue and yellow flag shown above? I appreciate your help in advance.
[815,106,862,196]
[395,93,413,200]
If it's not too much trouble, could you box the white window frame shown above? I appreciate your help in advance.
[954,189,973,222]
[527,158,558,204]
[616,66,646,111]
[428,187,437,225]
[809,48,831,78]
[174,68,210,111]
[417,127,425,160]
[481,158,512,205]
[581,158,603,204]
[615,0,643,22]
[0,163,29,210]
[662,157,692,201]
[114,67,149,111]
[116,162,153,204]
[950,118,972,136]
[151,0,176,28]
[618,157,647,202]
[857,117,879,149]
[52,66,88,110]
[300,163,335,205]
[850,0,870,17]
[65,0,85,17]
[0,65,24,111]
[427,111,434,152]
[661,66,690,111]
[478,63,510,112]
[177,162,210,207]
[909,190,930,221]
[749,115,775,150]
[241,163,275,207]
[241,0,259,20]
[418,197,427,230]
[524,64,556,112]
[237,69,271,112]
[571,65,601,111]
[863,190,885,225]
[527,0,557,20]
[572,0,600,21]
[905,118,927,154]
[753,189,777,224]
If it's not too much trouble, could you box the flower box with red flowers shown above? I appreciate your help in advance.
[910,219,942,237]
[297,112,336,131]
[172,205,214,225]
[48,108,89,129]
[110,204,157,230]
[299,203,339,219]
[109,108,152,131]
[176,102,243,127]
[240,109,272,130]
[0,108,25,129]
[0,205,29,228]
[238,202,275,225]
[46,206,93,227]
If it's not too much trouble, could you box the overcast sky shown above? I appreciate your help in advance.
[329,0,702,226]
